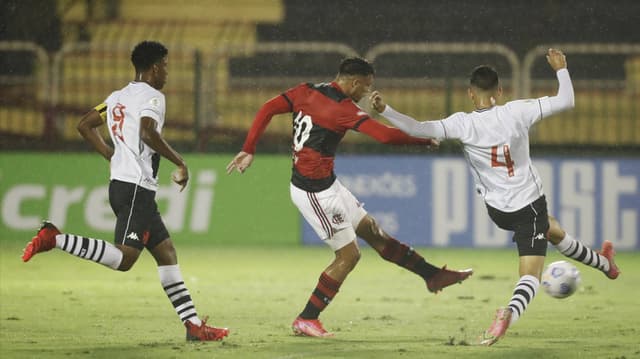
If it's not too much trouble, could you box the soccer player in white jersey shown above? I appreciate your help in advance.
[369,48,620,346]
[21,41,228,342]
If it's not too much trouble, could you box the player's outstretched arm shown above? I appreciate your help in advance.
[77,108,114,161]
[369,91,446,139]
[546,48,575,113]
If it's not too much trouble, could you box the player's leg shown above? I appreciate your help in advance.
[290,182,357,337]
[481,200,548,346]
[293,230,358,337]
[547,215,619,279]
[146,211,228,341]
[22,220,125,269]
[481,254,544,346]
[21,180,145,269]
[340,177,471,293]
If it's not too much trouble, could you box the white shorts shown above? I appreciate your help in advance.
[290,180,368,250]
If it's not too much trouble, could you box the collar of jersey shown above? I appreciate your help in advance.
[474,106,495,113]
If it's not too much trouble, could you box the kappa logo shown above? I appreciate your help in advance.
[332,214,344,225]
[534,233,545,240]
[126,232,140,241]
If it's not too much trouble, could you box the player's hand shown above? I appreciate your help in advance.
[171,164,189,192]
[226,151,254,174]
[369,91,387,113]
[546,48,567,71]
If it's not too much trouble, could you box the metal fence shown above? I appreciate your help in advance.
[1,41,638,151]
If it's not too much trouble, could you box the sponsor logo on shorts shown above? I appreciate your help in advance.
[332,214,344,225]
[126,232,139,241]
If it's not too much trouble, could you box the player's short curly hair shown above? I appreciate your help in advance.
[338,57,375,77]
[470,65,499,90]
[131,41,168,72]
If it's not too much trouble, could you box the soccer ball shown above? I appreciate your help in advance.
[541,260,581,298]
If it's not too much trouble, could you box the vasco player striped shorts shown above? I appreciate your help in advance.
[290,180,367,251]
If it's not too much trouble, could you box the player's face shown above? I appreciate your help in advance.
[152,56,168,90]
[351,75,374,102]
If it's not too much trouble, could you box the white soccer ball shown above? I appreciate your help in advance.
[541,260,581,299]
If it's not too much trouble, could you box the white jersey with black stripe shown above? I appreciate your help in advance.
[104,82,165,191]
[381,69,573,213]
[440,98,553,212]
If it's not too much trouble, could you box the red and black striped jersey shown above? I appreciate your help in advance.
[242,81,431,192]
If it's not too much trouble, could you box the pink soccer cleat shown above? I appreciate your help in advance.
[426,265,473,293]
[185,316,229,341]
[22,221,60,262]
[479,307,512,346]
[292,317,334,337]
[599,240,620,279]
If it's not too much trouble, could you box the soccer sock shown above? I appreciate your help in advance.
[507,274,539,325]
[380,238,440,280]
[55,234,123,270]
[299,272,342,320]
[158,265,202,326]
[554,234,610,273]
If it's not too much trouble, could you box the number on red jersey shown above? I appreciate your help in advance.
[292,111,312,152]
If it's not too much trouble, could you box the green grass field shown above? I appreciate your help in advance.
[1,241,638,359]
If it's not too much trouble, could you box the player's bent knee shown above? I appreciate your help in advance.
[116,245,141,271]
[325,227,357,252]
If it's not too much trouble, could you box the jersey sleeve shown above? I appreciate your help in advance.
[381,105,447,139]
[505,98,553,129]
[439,112,471,140]
[357,119,434,145]
[139,93,165,123]
[241,92,293,154]
[512,68,574,128]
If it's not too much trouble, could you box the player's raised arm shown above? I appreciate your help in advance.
[369,90,446,140]
[546,48,575,114]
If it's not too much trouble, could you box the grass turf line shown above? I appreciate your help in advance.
[1,241,639,359]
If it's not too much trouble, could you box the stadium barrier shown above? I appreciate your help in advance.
[1,41,638,148]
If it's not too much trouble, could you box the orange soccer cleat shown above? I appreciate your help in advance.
[292,317,334,338]
[22,221,60,262]
[185,316,229,341]
[479,307,512,346]
[426,265,473,293]
[599,240,620,280]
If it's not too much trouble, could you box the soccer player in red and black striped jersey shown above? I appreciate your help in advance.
[227,57,473,337]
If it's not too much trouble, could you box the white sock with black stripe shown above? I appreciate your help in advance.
[158,265,201,326]
[55,234,123,270]
[507,275,539,325]
[554,234,610,272]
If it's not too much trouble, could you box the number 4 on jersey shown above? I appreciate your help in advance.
[491,145,515,177]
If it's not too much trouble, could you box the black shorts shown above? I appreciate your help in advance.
[108,180,169,250]
[486,195,549,256]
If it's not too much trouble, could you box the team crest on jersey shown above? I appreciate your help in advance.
[332,214,344,225]
[149,97,160,107]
